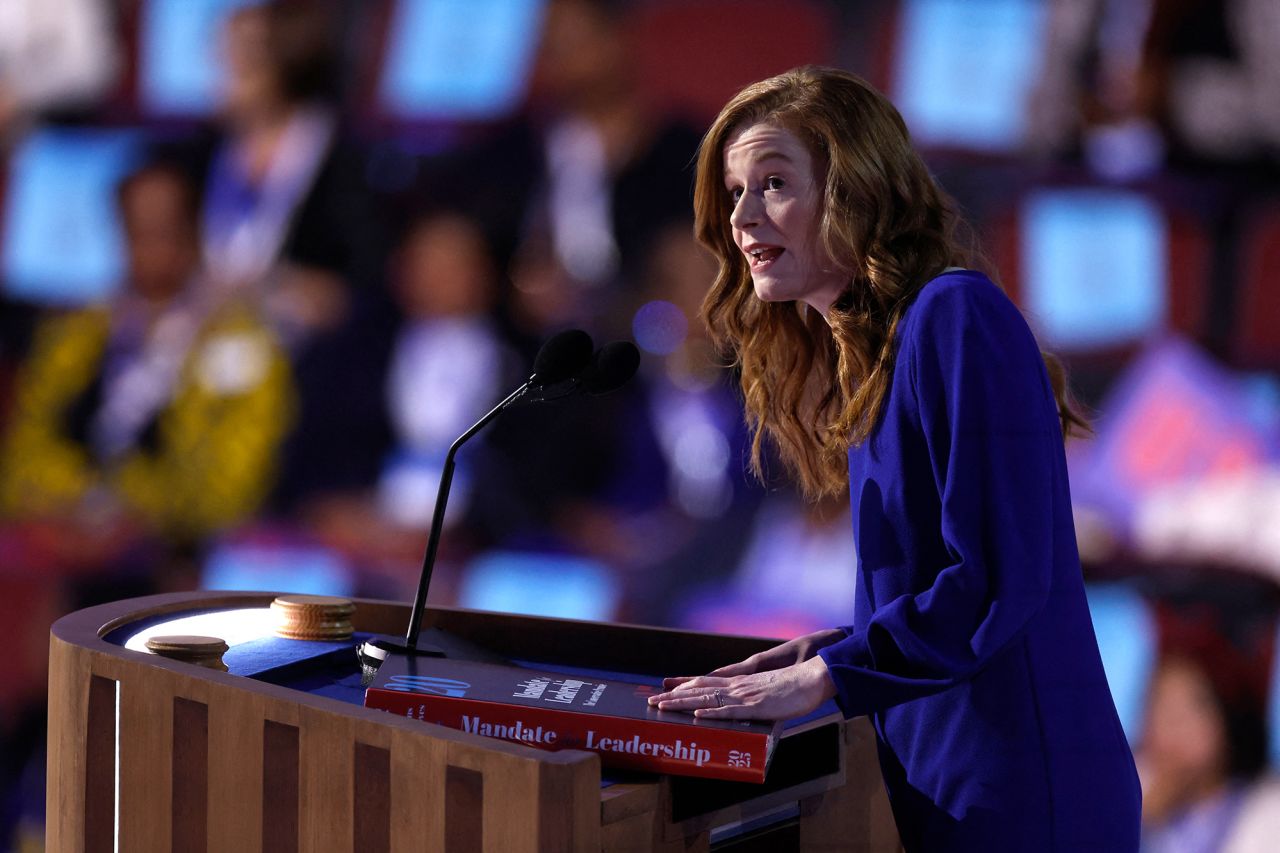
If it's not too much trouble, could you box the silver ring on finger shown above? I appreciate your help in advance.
[713,689,725,708]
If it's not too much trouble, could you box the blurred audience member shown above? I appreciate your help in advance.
[194,0,393,512]
[378,212,511,527]
[1029,0,1280,178]
[301,210,516,595]
[1029,0,1162,178]
[0,0,120,144]
[1138,604,1280,852]
[201,0,387,329]
[1153,0,1280,172]
[0,161,292,551]
[433,0,702,340]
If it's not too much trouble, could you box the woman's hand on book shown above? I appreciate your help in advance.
[646,656,838,721]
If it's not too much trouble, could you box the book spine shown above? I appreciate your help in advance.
[365,689,767,783]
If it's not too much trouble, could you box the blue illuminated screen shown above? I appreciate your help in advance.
[2,129,141,305]
[891,0,1048,151]
[138,0,262,116]
[378,0,545,120]
[1020,188,1168,350]
[1085,583,1156,743]
[458,551,618,621]
[201,541,355,597]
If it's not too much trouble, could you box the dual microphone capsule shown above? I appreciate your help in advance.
[519,329,641,402]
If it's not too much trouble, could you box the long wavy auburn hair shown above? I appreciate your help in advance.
[695,67,1088,499]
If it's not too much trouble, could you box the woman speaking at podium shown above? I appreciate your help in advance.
[649,67,1141,851]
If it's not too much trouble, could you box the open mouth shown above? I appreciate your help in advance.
[747,247,784,270]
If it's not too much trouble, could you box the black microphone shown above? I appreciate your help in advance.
[510,340,642,406]
[579,341,640,395]
[361,330,593,664]
[529,328,593,386]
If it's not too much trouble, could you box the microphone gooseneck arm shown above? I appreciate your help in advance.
[361,328,598,665]
[402,378,531,651]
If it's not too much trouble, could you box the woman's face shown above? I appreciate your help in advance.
[722,121,847,313]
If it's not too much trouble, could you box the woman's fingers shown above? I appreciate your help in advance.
[662,656,758,690]
[706,660,756,677]
[649,677,732,707]
[649,688,727,711]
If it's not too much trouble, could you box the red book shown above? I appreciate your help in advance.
[364,654,780,783]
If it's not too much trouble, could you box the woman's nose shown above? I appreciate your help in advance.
[729,192,759,230]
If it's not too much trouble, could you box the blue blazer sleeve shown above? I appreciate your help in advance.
[818,281,1059,717]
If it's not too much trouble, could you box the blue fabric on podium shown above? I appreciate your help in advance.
[816,271,1141,852]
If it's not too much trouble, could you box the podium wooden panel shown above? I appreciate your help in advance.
[47,591,900,852]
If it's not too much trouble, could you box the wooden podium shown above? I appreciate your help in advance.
[47,591,900,852]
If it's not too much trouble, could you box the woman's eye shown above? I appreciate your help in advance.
[765,176,786,191]
[729,187,743,203]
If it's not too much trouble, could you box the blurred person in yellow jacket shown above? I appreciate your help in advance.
[0,160,293,560]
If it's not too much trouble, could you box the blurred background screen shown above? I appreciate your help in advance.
[138,0,262,117]
[1021,188,1168,350]
[891,0,1048,151]
[377,0,546,121]
[2,128,139,305]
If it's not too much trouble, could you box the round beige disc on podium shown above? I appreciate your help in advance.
[145,635,230,671]
[271,594,355,640]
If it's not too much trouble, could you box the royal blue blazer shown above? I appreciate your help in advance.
[816,270,1142,852]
